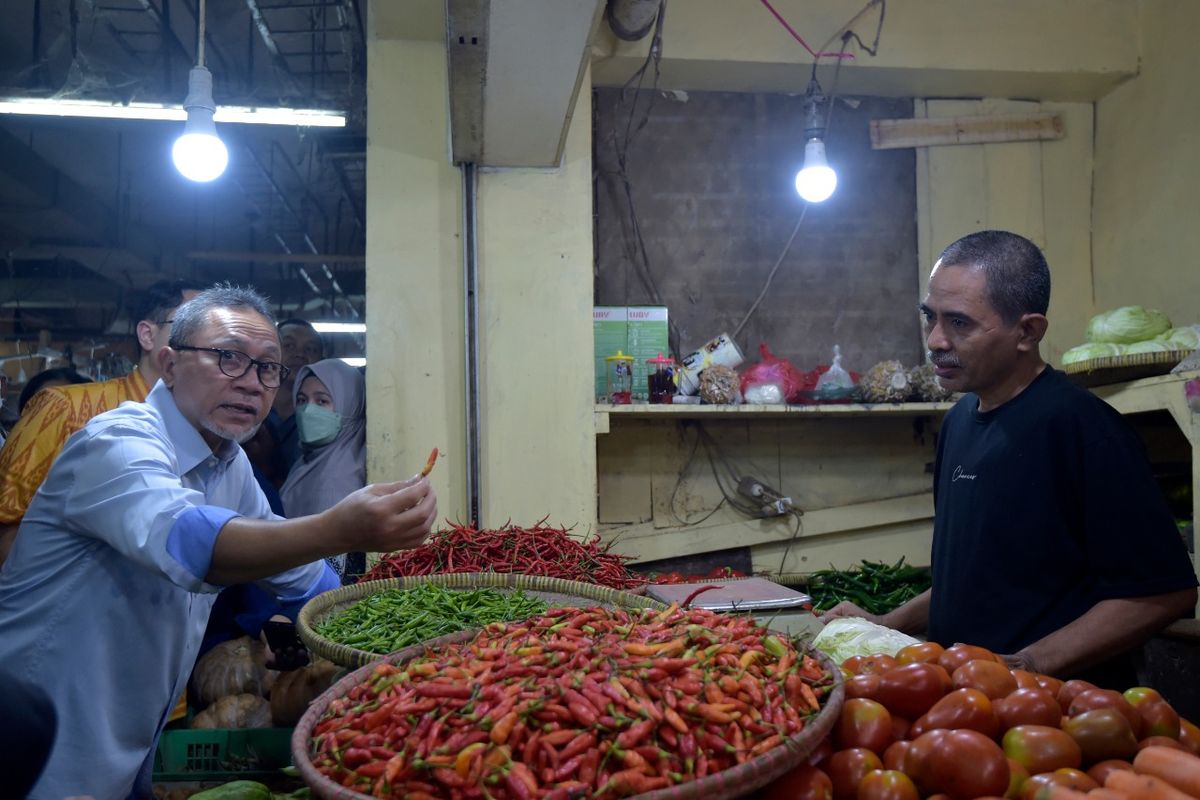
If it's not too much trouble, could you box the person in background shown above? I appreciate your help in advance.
[0,284,436,799]
[265,318,325,472]
[0,278,205,566]
[823,230,1197,688]
[16,367,91,416]
[280,358,368,582]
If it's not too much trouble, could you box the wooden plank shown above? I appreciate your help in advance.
[871,112,1064,150]
[598,402,954,418]
[603,492,935,563]
[752,519,935,575]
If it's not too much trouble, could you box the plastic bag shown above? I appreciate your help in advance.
[815,345,854,391]
[738,343,808,404]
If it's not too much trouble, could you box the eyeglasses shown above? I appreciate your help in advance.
[173,346,291,388]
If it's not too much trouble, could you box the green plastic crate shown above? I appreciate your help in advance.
[153,727,293,782]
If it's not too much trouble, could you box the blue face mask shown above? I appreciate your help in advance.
[295,404,342,446]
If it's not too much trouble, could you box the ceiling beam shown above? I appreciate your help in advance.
[185,250,364,264]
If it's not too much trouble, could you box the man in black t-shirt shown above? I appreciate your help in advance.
[825,230,1196,687]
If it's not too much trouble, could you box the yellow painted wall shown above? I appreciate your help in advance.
[366,31,598,530]
[476,75,598,529]
[916,99,1097,364]
[365,38,466,515]
[1093,0,1200,326]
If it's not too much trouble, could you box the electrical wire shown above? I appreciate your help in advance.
[776,508,805,576]
[609,0,683,359]
[758,0,857,60]
[197,0,206,68]
[731,203,807,341]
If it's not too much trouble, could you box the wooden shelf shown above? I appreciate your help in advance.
[595,401,954,431]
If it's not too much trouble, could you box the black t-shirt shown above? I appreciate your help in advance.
[928,367,1195,685]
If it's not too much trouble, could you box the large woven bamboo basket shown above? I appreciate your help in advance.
[1063,349,1189,387]
[291,630,844,800]
[296,572,667,669]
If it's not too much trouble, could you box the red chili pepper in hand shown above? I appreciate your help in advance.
[419,446,439,477]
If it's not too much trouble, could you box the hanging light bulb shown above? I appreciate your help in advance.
[172,0,227,182]
[794,76,837,203]
[173,66,228,182]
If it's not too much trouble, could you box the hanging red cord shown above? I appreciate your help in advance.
[759,0,856,60]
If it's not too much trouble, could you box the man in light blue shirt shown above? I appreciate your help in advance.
[0,285,437,799]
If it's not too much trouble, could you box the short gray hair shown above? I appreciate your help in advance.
[936,231,1050,324]
[169,283,275,347]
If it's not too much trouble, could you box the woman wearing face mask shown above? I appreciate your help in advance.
[279,359,367,581]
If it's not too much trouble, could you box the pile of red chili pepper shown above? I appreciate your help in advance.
[357,520,647,591]
[308,605,834,799]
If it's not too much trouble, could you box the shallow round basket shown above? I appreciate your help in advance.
[1063,349,1188,387]
[292,633,844,800]
[296,572,667,669]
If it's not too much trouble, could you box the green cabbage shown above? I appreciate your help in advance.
[1126,339,1177,355]
[1156,326,1200,351]
[1086,306,1172,344]
[811,617,920,664]
[1061,342,1125,365]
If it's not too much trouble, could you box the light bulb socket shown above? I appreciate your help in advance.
[181,66,219,138]
[803,137,829,168]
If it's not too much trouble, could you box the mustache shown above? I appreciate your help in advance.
[928,351,961,368]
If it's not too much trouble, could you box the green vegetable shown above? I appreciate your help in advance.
[1086,305,1172,344]
[1062,342,1125,365]
[805,557,932,615]
[189,781,273,800]
[314,584,548,654]
[1156,326,1200,351]
[1125,339,1177,355]
[812,617,920,663]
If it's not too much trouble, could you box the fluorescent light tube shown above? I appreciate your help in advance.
[340,357,366,367]
[312,322,366,333]
[0,97,345,127]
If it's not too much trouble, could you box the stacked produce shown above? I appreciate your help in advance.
[306,605,836,798]
[806,558,933,616]
[188,636,340,729]
[313,585,548,655]
[762,639,1200,800]
[358,520,648,591]
[1063,306,1200,365]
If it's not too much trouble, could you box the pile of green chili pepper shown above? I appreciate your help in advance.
[314,585,548,655]
[806,558,932,615]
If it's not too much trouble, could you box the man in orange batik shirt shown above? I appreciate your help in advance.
[0,279,204,563]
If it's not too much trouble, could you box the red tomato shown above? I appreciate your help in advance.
[842,656,869,676]
[889,715,910,743]
[909,688,1001,739]
[1002,725,1083,774]
[1180,718,1200,756]
[1123,686,1165,708]
[843,654,900,677]
[1051,768,1098,792]
[994,688,1063,730]
[837,699,894,755]
[1069,688,1143,738]
[882,740,910,771]
[903,730,950,793]
[846,673,882,700]
[1034,673,1064,697]
[953,659,1019,700]
[1011,670,1040,691]
[1085,759,1134,785]
[1056,679,1098,715]
[1137,735,1189,752]
[923,729,1011,800]
[1004,758,1029,800]
[761,763,834,800]
[827,748,884,800]
[857,769,919,800]
[874,662,953,720]
[1062,707,1139,762]
[1018,773,1059,800]
[895,642,945,665]
[1138,700,1182,740]
[938,643,1003,673]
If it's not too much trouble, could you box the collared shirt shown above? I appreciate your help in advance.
[0,368,149,525]
[0,381,339,800]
